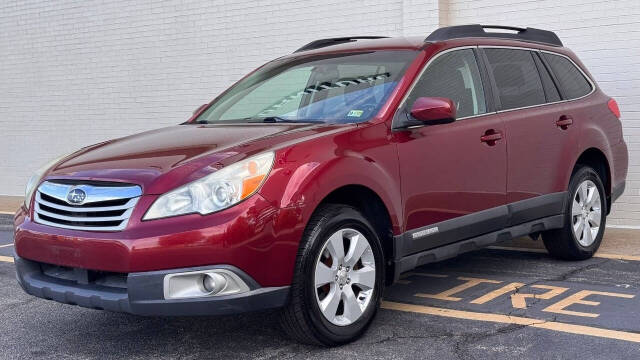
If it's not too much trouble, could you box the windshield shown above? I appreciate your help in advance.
[195,50,418,124]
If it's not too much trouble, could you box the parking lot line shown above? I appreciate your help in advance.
[381,301,640,343]
[488,246,640,262]
[591,252,640,261]
[489,246,547,253]
[0,255,14,263]
[0,243,14,248]
[403,272,449,278]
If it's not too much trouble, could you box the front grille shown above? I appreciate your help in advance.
[40,192,130,208]
[34,181,142,232]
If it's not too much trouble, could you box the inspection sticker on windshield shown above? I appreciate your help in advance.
[347,110,364,117]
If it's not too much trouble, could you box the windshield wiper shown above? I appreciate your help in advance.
[248,116,325,124]
[192,117,325,124]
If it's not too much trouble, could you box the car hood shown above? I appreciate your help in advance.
[46,123,338,194]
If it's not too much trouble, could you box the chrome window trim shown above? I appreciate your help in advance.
[395,44,597,128]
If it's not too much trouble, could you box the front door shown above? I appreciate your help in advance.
[394,48,508,255]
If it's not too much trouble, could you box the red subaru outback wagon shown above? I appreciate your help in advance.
[14,25,627,345]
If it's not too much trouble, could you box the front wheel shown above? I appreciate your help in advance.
[543,166,607,260]
[280,204,385,346]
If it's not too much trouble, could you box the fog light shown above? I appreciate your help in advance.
[202,273,226,294]
[163,268,251,300]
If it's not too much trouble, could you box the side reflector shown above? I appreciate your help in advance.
[608,98,621,119]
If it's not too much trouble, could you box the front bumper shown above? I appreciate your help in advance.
[15,254,289,316]
[14,193,304,287]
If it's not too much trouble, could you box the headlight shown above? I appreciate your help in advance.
[143,152,275,220]
[24,154,69,209]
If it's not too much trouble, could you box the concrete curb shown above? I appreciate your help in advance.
[0,213,13,231]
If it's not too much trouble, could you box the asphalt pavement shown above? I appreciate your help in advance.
[1,229,640,359]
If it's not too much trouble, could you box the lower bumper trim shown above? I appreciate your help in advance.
[15,255,289,316]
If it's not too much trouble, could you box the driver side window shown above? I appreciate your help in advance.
[407,49,487,119]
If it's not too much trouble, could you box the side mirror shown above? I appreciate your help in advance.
[409,97,456,125]
[193,103,208,115]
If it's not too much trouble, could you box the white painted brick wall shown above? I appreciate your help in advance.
[0,0,426,193]
[445,0,640,226]
[1,0,639,226]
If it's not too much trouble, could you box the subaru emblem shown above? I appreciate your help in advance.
[66,188,87,205]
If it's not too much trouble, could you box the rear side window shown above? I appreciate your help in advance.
[407,49,487,118]
[543,53,593,99]
[484,48,546,110]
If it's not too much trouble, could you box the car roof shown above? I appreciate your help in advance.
[287,25,572,58]
[284,35,575,63]
[290,36,427,54]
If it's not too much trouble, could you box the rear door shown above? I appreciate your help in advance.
[394,48,508,255]
[482,47,579,226]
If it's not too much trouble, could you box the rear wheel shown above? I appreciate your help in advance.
[280,204,384,346]
[543,166,607,260]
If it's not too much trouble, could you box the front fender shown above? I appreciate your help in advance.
[260,123,402,235]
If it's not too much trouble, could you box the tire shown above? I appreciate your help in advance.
[543,166,607,260]
[280,204,385,346]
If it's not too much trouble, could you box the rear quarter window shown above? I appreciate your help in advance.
[543,53,593,100]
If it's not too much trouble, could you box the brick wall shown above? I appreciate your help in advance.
[444,0,640,226]
[1,0,638,226]
[0,0,423,197]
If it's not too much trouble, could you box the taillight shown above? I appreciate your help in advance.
[608,98,621,119]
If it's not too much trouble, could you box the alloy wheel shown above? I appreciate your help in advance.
[314,228,376,326]
[571,179,602,247]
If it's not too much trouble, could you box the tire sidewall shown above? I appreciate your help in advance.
[300,206,385,344]
[567,167,607,255]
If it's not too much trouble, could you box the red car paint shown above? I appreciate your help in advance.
[14,37,628,287]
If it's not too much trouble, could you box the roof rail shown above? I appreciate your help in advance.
[294,36,389,53]
[425,25,563,47]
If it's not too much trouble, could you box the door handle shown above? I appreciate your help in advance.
[480,129,502,146]
[556,115,573,130]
